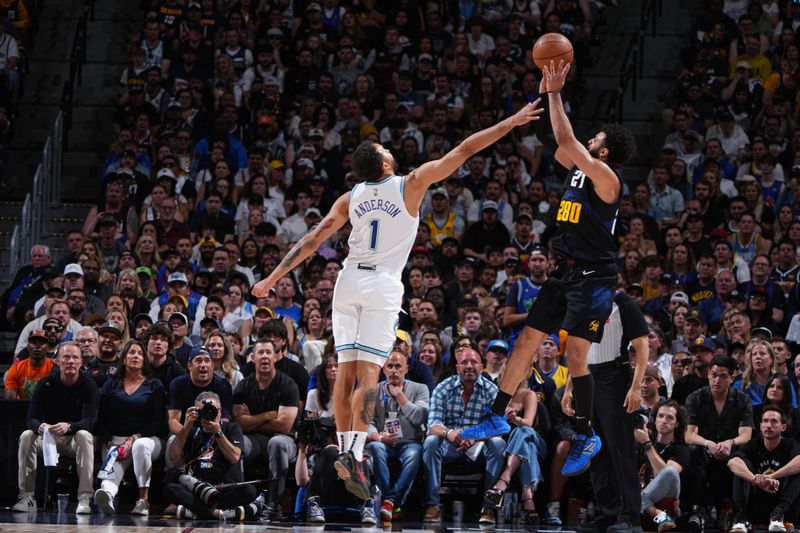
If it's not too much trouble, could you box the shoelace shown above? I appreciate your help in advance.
[568,436,587,461]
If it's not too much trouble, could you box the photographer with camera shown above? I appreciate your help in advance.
[164,391,262,521]
[166,345,234,466]
[233,338,299,519]
[636,399,690,532]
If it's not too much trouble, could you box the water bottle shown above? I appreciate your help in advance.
[373,485,382,517]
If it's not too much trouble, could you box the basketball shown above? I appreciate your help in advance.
[532,33,574,70]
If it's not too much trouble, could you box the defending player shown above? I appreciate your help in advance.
[462,60,636,479]
[252,100,544,500]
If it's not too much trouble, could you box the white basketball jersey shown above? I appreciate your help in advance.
[345,175,419,276]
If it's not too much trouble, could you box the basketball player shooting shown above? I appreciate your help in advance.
[252,100,544,500]
[461,60,636,479]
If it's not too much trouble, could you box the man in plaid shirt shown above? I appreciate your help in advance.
[421,347,505,522]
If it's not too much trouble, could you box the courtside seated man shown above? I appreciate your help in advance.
[252,101,544,500]
[462,60,636,479]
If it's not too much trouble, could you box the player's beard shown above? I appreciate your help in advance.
[589,146,601,159]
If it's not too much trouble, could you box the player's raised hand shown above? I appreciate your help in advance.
[252,278,275,298]
[508,99,544,127]
[540,60,571,94]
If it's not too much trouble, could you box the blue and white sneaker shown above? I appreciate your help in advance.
[561,431,602,477]
[460,412,511,441]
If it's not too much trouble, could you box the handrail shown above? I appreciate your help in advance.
[9,225,19,275]
[605,0,660,124]
[60,0,92,152]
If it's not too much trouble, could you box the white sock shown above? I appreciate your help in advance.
[350,431,367,461]
[337,432,351,452]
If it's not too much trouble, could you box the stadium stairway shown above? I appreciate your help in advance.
[571,0,702,183]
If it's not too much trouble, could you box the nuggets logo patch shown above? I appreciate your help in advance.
[589,320,599,332]
[695,336,704,345]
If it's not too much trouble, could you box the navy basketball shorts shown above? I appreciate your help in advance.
[524,262,618,342]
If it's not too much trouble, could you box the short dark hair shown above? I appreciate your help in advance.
[710,355,736,373]
[260,319,288,341]
[352,141,384,181]
[600,123,636,165]
[761,405,787,425]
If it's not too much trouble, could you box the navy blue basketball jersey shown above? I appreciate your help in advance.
[551,165,622,264]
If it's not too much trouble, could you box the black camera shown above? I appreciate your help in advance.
[296,417,335,451]
[632,408,650,429]
[199,399,218,421]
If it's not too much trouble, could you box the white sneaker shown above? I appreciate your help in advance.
[94,488,115,514]
[11,494,36,512]
[730,521,750,533]
[769,520,787,532]
[75,495,92,514]
[131,498,149,516]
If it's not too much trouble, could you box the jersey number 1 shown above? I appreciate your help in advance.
[368,219,379,250]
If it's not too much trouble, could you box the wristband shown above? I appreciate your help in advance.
[215,431,224,438]
[444,429,453,440]
[642,441,653,450]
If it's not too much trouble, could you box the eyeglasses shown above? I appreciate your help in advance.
[672,359,691,366]
[75,338,96,344]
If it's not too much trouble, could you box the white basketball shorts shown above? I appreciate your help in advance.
[332,266,402,366]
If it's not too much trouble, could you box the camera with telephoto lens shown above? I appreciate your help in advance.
[632,407,650,429]
[199,399,218,421]
[296,416,335,452]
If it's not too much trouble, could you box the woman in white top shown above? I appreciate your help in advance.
[222,284,253,338]
[305,351,337,419]
[294,307,327,372]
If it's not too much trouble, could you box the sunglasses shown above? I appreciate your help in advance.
[44,325,63,332]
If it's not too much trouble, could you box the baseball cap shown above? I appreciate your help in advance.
[168,293,188,307]
[736,60,751,70]
[670,291,690,306]
[749,285,768,299]
[135,266,153,278]
[97,322,123,338]
[458,257,479,269]
[257,114,274,126]
[682,130,703,143]
[85,313,105,327]
[516,212,533,223]
[157,168,176,181]
[116,167,134,178]
[188,345,213,361]
[505,256,521,268]
[64,263,84,277]
[199,235,218,247]
[529,245,548,258]
[254,306,275,318]
[751,326,773,340]
[97,213,117,227]
[305,207,322,218]
[168,312,189,325]
[545,332,560,349]
[396,329,411,344]
[659,273,675,285]
[688,335,715,353]
[42,267,59,279]
[430,187,447,198]
[133,313,154,326]
[726,289,744,302]
[199,317,221,329]
[487,339,509,353]
[481,200,499,212]
[266,28,284,38]
[296,157,315,169]
[418,53,433,63]
[410,245,430,256]
[210,282,230,295]
[309,128,324,139]
[685,309,705,325]
[167,272,189,285]
[28,329,49,343]
[626,283,644,294]
[45,285,66,296]
[306,2,322,11]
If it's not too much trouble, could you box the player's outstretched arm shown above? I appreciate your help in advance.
[252,193,350,297]
[542,60,619,202]
[404,100,543,198]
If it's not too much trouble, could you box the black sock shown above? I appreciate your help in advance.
[572,374,594,436]
[490,390,513,416]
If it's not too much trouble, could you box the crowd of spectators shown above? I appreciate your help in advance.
[3,0,800,530]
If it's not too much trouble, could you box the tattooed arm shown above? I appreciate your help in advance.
[252,193,350,297]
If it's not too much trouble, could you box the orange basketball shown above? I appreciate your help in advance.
[532,33,574,70]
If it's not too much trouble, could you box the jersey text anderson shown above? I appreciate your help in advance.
[353,198,403,219]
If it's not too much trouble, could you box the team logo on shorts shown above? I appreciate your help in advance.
[589,320,600,332]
